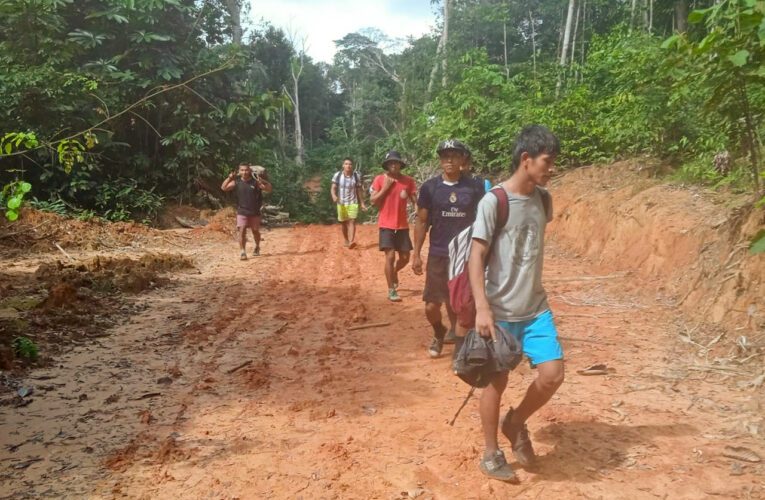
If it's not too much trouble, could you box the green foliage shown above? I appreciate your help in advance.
[0,0,763,229]
[95,179,164,223]
[12,336,39,361]
[665,0,765,187]
[1,180,32,221]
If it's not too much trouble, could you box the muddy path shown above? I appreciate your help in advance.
[1,225,763,499]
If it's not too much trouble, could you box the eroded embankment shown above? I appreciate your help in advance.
[548,161,764,335]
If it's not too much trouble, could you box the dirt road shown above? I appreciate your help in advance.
[1,224,763,499]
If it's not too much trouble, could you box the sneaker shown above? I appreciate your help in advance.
[443,328,458,345]
[253,247,260,256]
[501,408,536,468]
[388,289,402,302]
[240,251,248,261]
[478,450,519,483]
[428,337,443,358]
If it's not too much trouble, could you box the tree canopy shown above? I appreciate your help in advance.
[1,0,763,235]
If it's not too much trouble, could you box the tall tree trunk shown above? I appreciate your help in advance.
[223,0,242,44]
[571,1,581,69]
[441,0,450,88]
[630,0,638,32]
[560,0,575,66]
[643,0,650,32]
[580,0,587,82]
[529,9,537,79]
[428,0,450,96]
[503,20,509,80]
[674,0,688,32]
[285,52,305,166]
[648,0,653,33]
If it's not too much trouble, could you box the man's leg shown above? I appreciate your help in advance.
[510,360,564,424]
[425,302,445,334]
[445,301,457,332]
[238,226,247,257]
[341,220,349,245]
[425,301,447,358]
[501,311,564,467]
[394,251,410,284]
[384,249,396,289]
[480,371,509,457]
[251,227,261,254]
[347,219,356,246]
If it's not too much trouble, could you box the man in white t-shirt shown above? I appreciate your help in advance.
[331,157,367,248]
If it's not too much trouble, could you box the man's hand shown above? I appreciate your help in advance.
[361,202,368,211]
[228,171,236,180]
[475,306,496,341]
[332,194,339,204]
[412,254,423,275]
[382,174,395,191]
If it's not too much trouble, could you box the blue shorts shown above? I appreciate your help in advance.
[497,310,563,367]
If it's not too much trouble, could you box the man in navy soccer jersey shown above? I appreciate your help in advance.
[413,140,485,358]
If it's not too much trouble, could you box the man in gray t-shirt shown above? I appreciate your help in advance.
[468,125,564,483]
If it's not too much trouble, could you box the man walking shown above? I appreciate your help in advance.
[468,126,562,482]
[370,150,417,302]
[221,163,273,260]
[413,140,484,358]
[331,157,366,248]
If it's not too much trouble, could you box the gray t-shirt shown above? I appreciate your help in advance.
[472,187,552,322]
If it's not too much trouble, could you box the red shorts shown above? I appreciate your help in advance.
[236,215,261,230]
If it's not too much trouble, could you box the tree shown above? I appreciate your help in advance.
[285,46,305,166]
[675,0,689,32]
[428,0,451,95]
[561,0,576,66]
[223,0,243,44]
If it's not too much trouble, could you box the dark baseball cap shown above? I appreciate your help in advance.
[437,139,471,157]
[382,150,407,169]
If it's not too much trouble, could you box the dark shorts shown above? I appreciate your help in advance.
[379,228,413,252]
[423,255,450,304]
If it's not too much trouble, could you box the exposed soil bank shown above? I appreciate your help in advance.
[549,161,764,334]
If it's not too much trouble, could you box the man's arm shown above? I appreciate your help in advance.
[412,206,429,275]
[356,184,366,210]
[221,173,236,192]
[258,178,273,194]
[469,238,495,340]
[331,182,339,203]
[369,175,394,204]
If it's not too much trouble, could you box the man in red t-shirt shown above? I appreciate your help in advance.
[370,150,417,302]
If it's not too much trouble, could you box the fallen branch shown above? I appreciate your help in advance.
[347,322,391,332]
[225,360,253,375]
[547,272,628,283]
[53,242,75,262]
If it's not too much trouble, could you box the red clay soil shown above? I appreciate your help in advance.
[1,214,763,499]
[549,161,764,340]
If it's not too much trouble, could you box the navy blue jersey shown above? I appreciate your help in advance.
[418,175,483,257]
